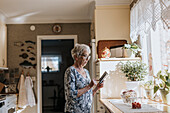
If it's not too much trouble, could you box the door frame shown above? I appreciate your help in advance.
[37,35,77,113]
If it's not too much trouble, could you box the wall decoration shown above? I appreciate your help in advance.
[30,25,36,31]
[19,53,29,59]
[21,49,25,52]
[53,24,62,33]
[27,46,34,50]
[19,60,34,68]
[30,52,36,56]
[25,40,36,45]
[14,41,24,47]
[33,64,37,69]
[14,39,36,69]
[29,57,35,61]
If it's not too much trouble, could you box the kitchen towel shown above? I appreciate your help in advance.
[25,76,36,107]
[17,74,28,108]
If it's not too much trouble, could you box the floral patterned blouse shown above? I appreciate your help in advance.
[64,66,93,113]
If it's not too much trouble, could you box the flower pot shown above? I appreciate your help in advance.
[160,89,169,104]
[144,89,154,99]
[125,81,142,97]
[124,49,135,58]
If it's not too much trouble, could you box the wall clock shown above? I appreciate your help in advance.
[53,25,62,33]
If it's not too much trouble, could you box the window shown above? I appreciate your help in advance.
[41,55,61,72]
[130,0,170,76]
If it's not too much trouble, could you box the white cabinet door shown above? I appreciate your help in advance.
[0,22,7,68]
[97,58,140,99]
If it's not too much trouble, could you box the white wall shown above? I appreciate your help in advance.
[94,5,130,45]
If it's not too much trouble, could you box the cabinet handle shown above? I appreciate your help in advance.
[3,59,5,66]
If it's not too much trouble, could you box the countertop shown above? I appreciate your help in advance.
[100,99,170,113]
[0,92,18,95]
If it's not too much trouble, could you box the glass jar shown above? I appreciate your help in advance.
[120,89,137,104]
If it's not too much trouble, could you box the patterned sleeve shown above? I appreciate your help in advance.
[65,68,78,100]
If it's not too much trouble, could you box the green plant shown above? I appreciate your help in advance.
[154,70,170,93]
[120,61,148,81]
[124,43,141,54]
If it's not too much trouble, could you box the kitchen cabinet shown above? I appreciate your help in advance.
[0,22,7,69]
[95,58,140,112]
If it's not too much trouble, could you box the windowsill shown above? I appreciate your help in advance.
[97,57,141,62]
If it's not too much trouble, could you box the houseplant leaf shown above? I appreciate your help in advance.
[160,75,166,82]
[154,86,159,93]
[165,79,170,87]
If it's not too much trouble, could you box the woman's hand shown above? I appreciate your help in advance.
[96,82,104,90]
[92,82,104,96]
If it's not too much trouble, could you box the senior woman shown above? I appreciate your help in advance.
[64,43,103,113]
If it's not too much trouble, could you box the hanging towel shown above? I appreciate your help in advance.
[17,74,28,108]
[25,76,36,107]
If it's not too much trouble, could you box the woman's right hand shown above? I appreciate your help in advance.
[96,82,104,89]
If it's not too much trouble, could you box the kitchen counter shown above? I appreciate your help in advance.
[100,99,170,113]
[0,94,17,113]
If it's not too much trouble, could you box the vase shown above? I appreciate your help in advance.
[124,49,135,58]
[144,89,154,99]
[101,47,111,58]
[125,81,142,97]
[160,89,169,104]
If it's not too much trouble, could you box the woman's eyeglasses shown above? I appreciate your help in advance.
[81,55,91,60]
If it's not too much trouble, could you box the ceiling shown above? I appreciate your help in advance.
[0,0,132,24]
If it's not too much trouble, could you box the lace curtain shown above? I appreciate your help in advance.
[130,0,170,74]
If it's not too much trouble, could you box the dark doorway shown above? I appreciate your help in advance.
[41,39,74,113]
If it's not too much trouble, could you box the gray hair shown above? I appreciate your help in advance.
[71,43,91,60]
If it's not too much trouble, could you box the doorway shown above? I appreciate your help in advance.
[37,35,77,113]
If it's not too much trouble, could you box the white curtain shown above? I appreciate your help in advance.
[130,0,170,75]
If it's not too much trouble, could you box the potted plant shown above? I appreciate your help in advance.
[123,43,141,58]
[120,61,148,81]
[154,70,170,104]
[142,80,154,99]
[120,61,148,97]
